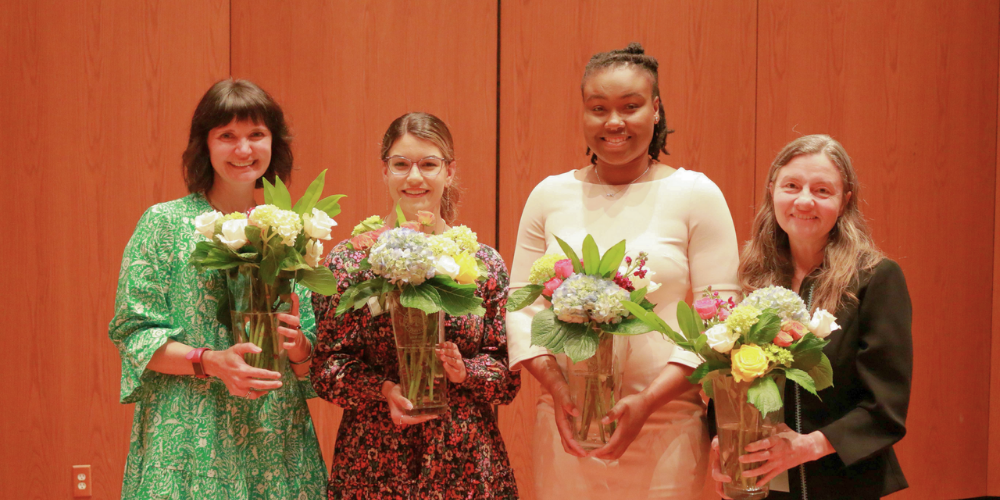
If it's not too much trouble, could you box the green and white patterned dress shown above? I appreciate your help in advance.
[109,193,327,500]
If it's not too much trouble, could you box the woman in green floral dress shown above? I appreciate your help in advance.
[109,79,327,499]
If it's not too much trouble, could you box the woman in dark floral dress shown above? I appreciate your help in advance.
[310,112,520,499]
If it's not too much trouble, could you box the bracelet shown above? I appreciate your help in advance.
[289,342,314,365]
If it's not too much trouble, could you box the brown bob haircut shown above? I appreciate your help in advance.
[182,79,293,193]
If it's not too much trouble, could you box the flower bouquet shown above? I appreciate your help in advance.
[506,235,658,450]
[335,206,488,416]
[189,170,343,373]
[624,286,839,500]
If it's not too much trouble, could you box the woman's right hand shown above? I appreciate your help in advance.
[381,381,439,427]
[202,343,284,400]
[710,436,734,499]
[550,381,587,457]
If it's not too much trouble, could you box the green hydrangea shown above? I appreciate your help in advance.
[725,305,762,336]
[214,212,247,234]
[427,234,460,258]
[442,225,480,255]
[528,253,567,285]
[351,215,385,236]
[249,204,302,246]
[763,344,793,367]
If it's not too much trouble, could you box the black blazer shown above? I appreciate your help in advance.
[768,258,913,500]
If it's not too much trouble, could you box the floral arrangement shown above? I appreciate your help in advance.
[335,206,487,317]
[188,170,342,295]
[506,235,658,363]
[624,285,839,415]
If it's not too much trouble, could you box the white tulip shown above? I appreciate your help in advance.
[628,269,661,293]
[194,211,222,239]
[705,324,738,353]
[809,310,841,339]
[434,255,461,280]
[305,239,324,267]
[304,208,337,240]
[217,219,249,251]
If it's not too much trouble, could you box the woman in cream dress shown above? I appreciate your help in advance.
[507,43,739,499]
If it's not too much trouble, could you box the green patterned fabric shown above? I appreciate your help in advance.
[109,193,327,500]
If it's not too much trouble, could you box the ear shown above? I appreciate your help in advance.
[653,95,660,116]
[445,160,457,186]
[841,191,853,215]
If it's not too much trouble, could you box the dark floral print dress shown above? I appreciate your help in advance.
[311,241,520,499]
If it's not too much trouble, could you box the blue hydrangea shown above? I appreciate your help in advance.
[741,286,810,323]
[552,274,629,324]
[368,228,436,285]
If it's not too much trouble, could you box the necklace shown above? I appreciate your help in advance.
[593,162,651,198]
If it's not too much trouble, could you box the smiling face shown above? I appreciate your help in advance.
[772,153,852,248]
[383,133,455,221]
[206,118,272,188]
[581,66,660,168]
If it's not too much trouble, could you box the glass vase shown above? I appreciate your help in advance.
[386,291,448,416]
[563,331,624,451]
[714,375,786,500]
[226,264,294,374]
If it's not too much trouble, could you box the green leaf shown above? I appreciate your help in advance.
[581,235,600,275]
[259,239,288,285]
[530,308,585,354]
[747,311,782,345]
[297,266,339,296]
[702,379,715,399]
[292,169,326,215]
[748,376,784,416]
[477,259,489,281]
[426,275,485,316]
[335,285,361,316]
[807,354,834,392]
[598,316,653,336]
[554,235,583,274]
[245,225,262,248]
[189,241,246,271]
[790,333,829,372]
[394,202,407,227]
[272,175,293,210]
[262,177,276,205]
[314,194,346,218]
[785,368,819,399]
[629,286,647,304]
[687,359,730,384]
[564,324,601,363]
[676,302,703,342]
[622,301,692,349]
[598,239,627,278]
[506,284,545,312]
[400,283,442,314]
[280,248,312,272]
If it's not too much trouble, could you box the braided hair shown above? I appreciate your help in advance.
[581,42,673,164]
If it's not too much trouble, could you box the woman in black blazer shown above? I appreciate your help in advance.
[710,134,912,499]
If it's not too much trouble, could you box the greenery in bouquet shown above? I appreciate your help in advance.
[624,285,840,415]
[334,205,488,318]
[505,234,659,363]
[188,170,343,295]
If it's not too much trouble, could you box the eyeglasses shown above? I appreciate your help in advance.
[383,155,449,177]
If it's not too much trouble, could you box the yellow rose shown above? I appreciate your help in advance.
[453,252,480,285]
[731,344,769,383]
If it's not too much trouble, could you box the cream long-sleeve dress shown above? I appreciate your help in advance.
[507,168,739,500]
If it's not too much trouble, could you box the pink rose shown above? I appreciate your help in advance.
[718,308,730,321]
[349,232,376,251]
[781,320,808,341]
[773,330,794,347]
[400,221,423,232]
[693,297,719,320]
[417,211,436,226]
[554,259,575,280]
[542,277,563,299]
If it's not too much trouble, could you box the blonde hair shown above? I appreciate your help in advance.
[379,112,461,225]
[739,135,883,313]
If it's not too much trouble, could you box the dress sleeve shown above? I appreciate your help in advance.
[310,246,389,408]
[507,180,557,370]
[108,207,185,404]
[451,248,521,405]
[819,260,912,466]
[671,173,740,368]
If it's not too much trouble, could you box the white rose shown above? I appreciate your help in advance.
[434,255,461,280]
[809,309,841,339]
[194,211,222,239]
[304,208,337,240]
[705,324,738,353]
[217,219,249,251]
[628,269,661,293]
[305,239,324,267]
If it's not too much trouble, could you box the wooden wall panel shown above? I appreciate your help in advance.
[230,0,499,469]
[991,25,1000,495]
[756,1,999,498]
[498,1,757,498]
[0,0,229,498]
